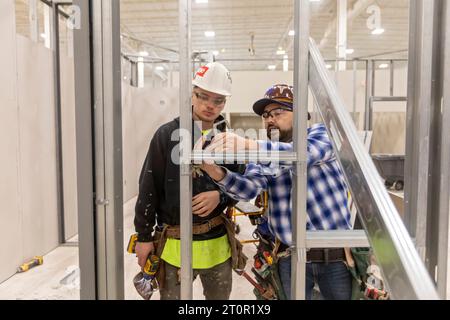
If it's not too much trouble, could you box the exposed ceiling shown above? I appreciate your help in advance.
[120,0,410,71]
[14,0,410,71]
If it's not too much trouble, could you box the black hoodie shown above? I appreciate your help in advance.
[134,115,245,242]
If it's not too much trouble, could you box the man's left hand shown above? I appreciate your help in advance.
[192,191,221,217]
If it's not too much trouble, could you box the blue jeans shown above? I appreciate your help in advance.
[278,255,352,300]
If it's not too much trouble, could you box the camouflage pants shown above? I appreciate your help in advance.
[159,259,232,300]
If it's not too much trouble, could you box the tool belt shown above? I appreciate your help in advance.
[277,242,345,264]
[307,248,346,263]
[165,215,225,239]
[153,214,247,290]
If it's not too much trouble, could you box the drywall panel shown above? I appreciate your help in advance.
[134,87,179,180]
[0,0,23,283]
[60,55,78,240]
[16,35,59,260]
[121,86,179,201]
[371,112,406,155]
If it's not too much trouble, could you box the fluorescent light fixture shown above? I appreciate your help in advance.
[276,50,286,55]
[268,65,276,71]
[326,64,332,69]
[372,28,385,35]
[155,66,164,71]
[196,0,208,3]
[346,48,354,55]
[204,31,215,38]
[212,50,219,56]
[289,30,295,36]
[310,0,321,2]
[139,51,149,57]
[379,63,389,69]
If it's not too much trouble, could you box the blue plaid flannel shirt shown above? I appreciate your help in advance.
[217,123,352,246]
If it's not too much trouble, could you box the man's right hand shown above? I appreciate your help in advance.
[135,241,155,269]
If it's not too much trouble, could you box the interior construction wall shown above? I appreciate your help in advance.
[122,83,179,202]
[0,1,76,283]
[0,0,23,283]
[15,34,59,260]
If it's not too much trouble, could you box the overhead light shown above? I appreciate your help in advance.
[212,50,219,56]
[196,0,208,3]
[276,49,286,55]
[326,64,332,69]
[40,33,46,39]
[221,48,226,53]
[155,66,164,71]
[139,51,149,57]
[346,48,354,55]
[289,30,295,36]
[372,28,385,35]
[204,31,215,38]
[310,0,321,2]
[379,63,389,69]
[268,65,276,71]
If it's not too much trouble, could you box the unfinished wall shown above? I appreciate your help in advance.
[122,84,179,202]
[15,35,59,260]
[0,1,77,283]
[0,0,23,283]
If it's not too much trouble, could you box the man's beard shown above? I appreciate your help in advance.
[267,126,293,143]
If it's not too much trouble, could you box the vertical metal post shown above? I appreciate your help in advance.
[92,0,124,300]
[405,0,436,265]
[73,0,124,300]
[435,0,450,299]
[364,60,372,130]
[52,2,66,245]
[292,0,309,300]
[179,0,193,300]
[371,60,376,100]
[390,60,394,96]
[73,0,97,300]
[430,1,450,299]
[352,60,357,125]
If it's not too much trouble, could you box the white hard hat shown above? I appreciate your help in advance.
[192,62,232,96]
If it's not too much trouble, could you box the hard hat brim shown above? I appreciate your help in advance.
[192,82,232,97]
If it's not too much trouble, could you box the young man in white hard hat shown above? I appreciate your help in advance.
[134,62,246,300]
[201,84,353,300]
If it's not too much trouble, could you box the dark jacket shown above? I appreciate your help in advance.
[134,115,245,242]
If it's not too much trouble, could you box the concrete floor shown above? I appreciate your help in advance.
[0,197,257,300]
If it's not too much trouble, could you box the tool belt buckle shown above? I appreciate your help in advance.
[206,220,212,232]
